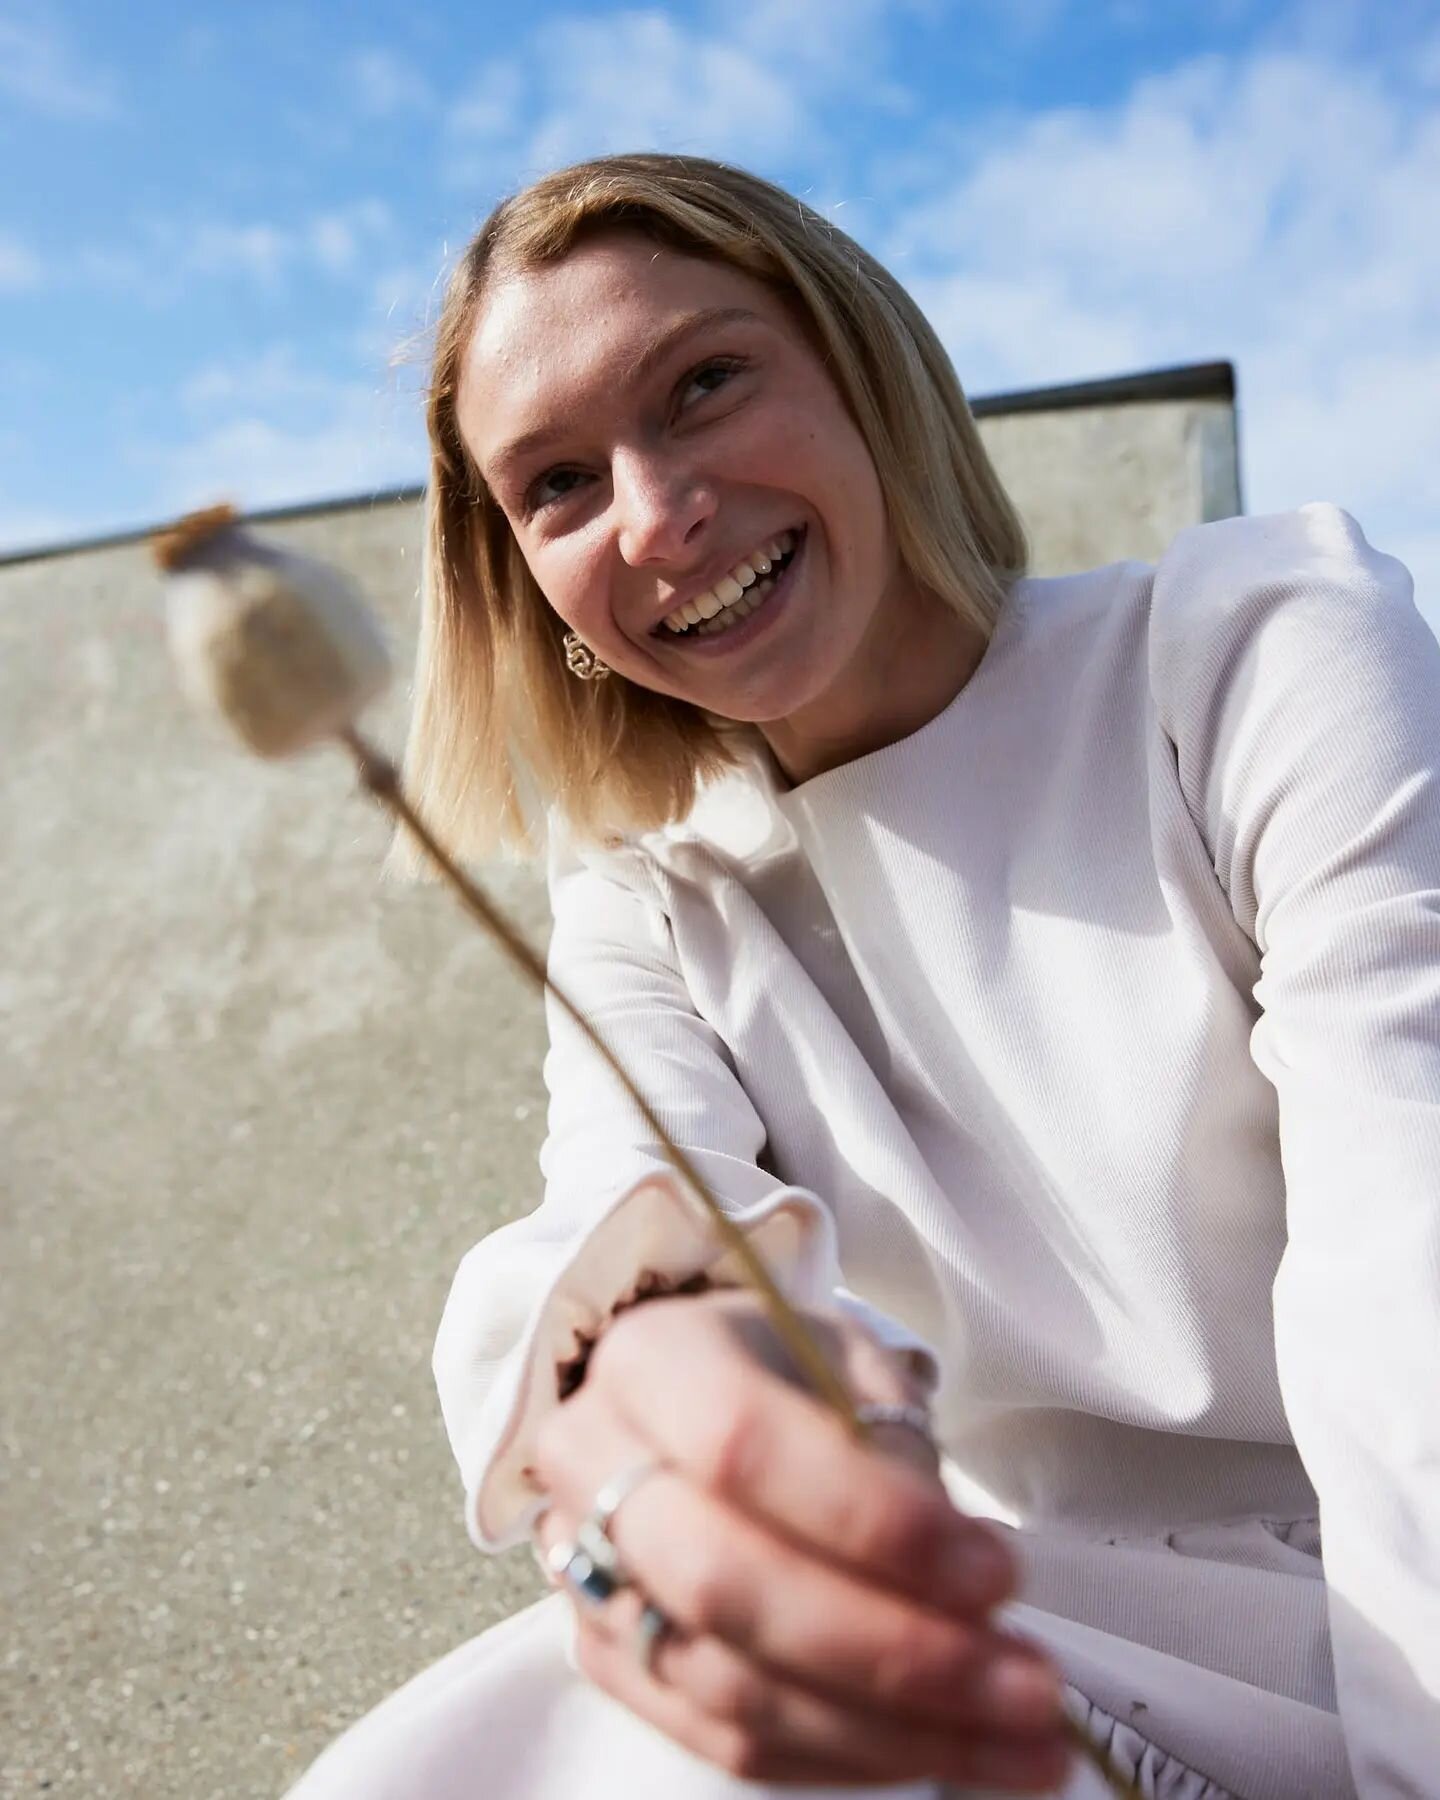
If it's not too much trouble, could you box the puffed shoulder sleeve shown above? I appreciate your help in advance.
[1150,503,1440,1794]
[432,826,938,1551]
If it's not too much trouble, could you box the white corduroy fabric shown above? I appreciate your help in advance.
[297,505,1440,1800]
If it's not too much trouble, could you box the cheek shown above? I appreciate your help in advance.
[757,395,885,538]
[525,534,607,634]
[811,428,891,576]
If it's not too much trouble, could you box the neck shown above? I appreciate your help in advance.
[759,584,990,790]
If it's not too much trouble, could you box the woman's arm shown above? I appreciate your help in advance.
[433,826,937,1550]
[1152,503,1440,1796]
[434,835,1071,1790]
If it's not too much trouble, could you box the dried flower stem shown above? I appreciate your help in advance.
[340,727,859,1427]
[338,723,1140,1800]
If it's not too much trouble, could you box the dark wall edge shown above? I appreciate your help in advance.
[1,360,1236,570]
[969,360,1235,419]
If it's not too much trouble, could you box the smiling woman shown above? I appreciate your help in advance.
[394,152,1025,867]
[289,152,1440,1800]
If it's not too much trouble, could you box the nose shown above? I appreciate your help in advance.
[612,448,716,567]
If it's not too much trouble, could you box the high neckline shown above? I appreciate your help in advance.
[757,577,1031,812]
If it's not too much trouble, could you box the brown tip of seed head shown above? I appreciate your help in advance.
[150,503,241,572]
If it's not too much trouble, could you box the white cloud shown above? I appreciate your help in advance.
[0,230,42,292]
[177,345,358,414]
[0,10,119,119]
[307,201,395,276]
[345,47,430,117]
[878,43,1440,619]
[447,10,802,181]
[78,202,397,302]
[443,0,925,187]
[719,0,919,108]
[532,13,803,171]
[185,221,292,288]
[184,203,395,287]
[135,352,425,517]
[449,58,525,145]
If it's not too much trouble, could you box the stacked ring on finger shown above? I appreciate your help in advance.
[535,1458,673,1623]
[577,1456,668,1570]
[576,1458,677,1669]
[545,1533,631,1608]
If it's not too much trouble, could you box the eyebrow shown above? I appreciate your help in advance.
[484,304,763,486]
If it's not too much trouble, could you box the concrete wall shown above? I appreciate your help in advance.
[982,394,1241,574]
[0,372,1239,1797]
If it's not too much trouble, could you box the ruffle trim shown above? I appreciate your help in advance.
[1067,1689,1237,1800]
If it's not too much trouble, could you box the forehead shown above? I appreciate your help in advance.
[458,235,786,477]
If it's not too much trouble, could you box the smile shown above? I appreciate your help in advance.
[654,529,802,639]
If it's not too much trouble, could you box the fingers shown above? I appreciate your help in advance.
[533,1386,1062,1740]
[533,1466,1068,1793]
[584,1292,1015,1618]
[573,1613,1072,1792]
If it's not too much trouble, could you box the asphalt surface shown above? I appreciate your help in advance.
[2,518,553,1797]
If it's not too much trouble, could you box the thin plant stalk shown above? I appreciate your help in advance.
[338,724,1140,1800]
[341,726,858,1424]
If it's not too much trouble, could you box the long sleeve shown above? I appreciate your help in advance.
[432,826,938,1551]
[1150,503,1440,1794]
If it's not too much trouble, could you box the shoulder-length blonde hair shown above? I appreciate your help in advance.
[400,152,1026,865]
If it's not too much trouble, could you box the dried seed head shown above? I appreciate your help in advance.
[151,503,242,572]
[154,507,391,757]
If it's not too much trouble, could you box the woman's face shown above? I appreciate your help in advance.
[457,232,924,729]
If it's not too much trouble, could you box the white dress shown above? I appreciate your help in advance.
[289,505,1440,1799]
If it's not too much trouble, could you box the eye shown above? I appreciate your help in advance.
[525,466,589,513]
[679,356,747,408]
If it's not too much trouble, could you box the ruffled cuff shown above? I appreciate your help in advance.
[438,1168,940,1550]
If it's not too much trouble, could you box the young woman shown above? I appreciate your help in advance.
[290,154,1440,1799]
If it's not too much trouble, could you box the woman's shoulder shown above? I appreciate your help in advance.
[1150,501,1401,618]
[1021,503,1401,632]
[1144,502,1422,723]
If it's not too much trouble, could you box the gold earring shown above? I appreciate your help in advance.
[563,630,611,681]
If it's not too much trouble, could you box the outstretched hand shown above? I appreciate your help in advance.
[531,1289,1072,1791]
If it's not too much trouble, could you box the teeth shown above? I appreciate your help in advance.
[660,530,797,634]
[693,574,772,635]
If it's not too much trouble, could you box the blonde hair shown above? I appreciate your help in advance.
[400,152,1027,865]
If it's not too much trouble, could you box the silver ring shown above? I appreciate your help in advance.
[578,1457,667,1569]
[634,1601,671,1675]
[855,1401,935,1444]
[546,1536,630,1610]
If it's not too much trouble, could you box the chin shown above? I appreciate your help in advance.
[689,673,813,726]
[716,648,846,727]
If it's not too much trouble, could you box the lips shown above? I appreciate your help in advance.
[662,526,804,655]
[649,527,804,638]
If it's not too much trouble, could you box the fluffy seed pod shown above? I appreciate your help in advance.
[154,505,391,757]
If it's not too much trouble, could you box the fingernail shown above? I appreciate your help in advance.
[941,1532,1012,1608]
[977,1656,1064,1728]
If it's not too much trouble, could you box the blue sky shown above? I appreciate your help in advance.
[2,0,1437,617]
